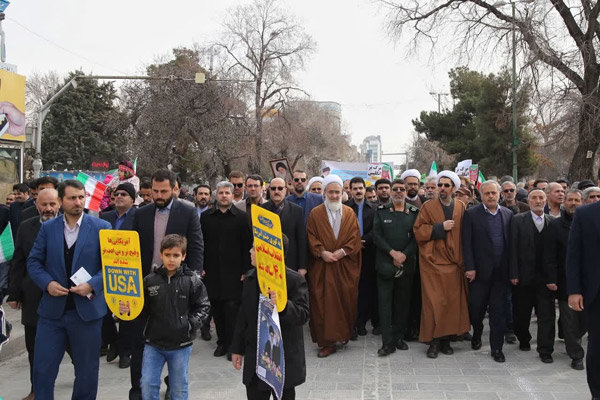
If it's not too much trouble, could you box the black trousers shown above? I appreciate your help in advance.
[123,317,146,397]
[246,385,295,400]
[356,261,378,330]
[378,273,413,347]
[406,265,422,339]
[511,281,556,355]
[558,300,586,360]
[212,299,240,350]
[25,324,36,393]
[469,272,507,352]
[586,296,600,398]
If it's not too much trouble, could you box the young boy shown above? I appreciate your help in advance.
[231,234,310,400]
[120,234,210,400]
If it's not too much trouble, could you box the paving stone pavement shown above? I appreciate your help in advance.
[0,322,590,400]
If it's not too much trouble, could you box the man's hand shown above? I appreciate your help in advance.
[321,251,338,263]
[0,101,26,137]
[119,300,130,315]
[7,301,20,310]
[546,284,558,291]
[70,282,93,297]
[332,249,345,260]
[298,268,307,277]
[232,353,243,370]
[465,270,476,283]
[568,294,584,311]
[240,274,245,281]
[267,290,277,308]
[389,250,406,266]
[47,281,69,297]
[201,270,206,278]
[443,220,455,231]
[510,279,519,286]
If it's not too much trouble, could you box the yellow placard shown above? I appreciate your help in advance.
[0,69,26,142]
[100,230,144,320]
[251,204,287,312]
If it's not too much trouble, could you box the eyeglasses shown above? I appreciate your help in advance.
[392,187,406,192]
[437,183,452,188]
[503,189,515,193]
[232,183,244,188]
[114,192,130,197]
[293,178,307,183]
[270,186,285,191]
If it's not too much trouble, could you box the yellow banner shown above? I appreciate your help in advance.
[100,230,144,320]
[0,69,26,142]
[251,204,287,312]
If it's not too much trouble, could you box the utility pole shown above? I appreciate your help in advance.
[429,91,449,113]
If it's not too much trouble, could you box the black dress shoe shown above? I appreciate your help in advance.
[461,332,473,341]
[213,345,227,357]
[227,352,232,361]
[505,332,517,344]
[200,328,211,341]
[491,350,505,363]
[471,339,482,350]
[377,345,396,357]
[119,355,131,369]
[106,344,118,363]
[440,342,454,355]
[519,342,531,351]
[396,339,408,350]
[426,342,440,358]
[129,389,142,400]
[571,359,584,370]
[350,328,358,341]
[357,326,368,336]
[540,353,553,363]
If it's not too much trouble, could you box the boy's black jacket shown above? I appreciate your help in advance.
[143,263,210,350]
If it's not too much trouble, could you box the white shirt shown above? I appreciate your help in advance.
[483,203,499,216]
[325,204,343,240]
[64,213,84,248]
[530,211,544,232]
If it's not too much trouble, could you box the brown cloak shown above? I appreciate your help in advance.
[306,204,362,347]
[413,199,470,342]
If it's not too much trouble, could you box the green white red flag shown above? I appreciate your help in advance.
[76,172,107,212]
[0,223,14,263]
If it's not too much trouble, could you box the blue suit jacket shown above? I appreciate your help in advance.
[566,201,600,307]
[27,214,112,321]
[286,192,324,224]
[100,207,136,230]
[462,204,512,283]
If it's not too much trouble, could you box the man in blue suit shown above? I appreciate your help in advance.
[567,200,600,399]
[462,180,513,363]
[286,170,323,224]
[27,179,112,400]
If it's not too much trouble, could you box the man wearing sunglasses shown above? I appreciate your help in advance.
[287,170,323,224]
[228,171,246,203]
[500,181,529,215]
[401,169,426,209]
[413,170,470,359]
[261,178,307,276]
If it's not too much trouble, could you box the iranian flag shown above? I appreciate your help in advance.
[0,223,14,263]
[76,172,107,212]
[476,171,485,190]
[428,161,438,177]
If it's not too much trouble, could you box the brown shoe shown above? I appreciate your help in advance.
[317,345,336,358]
[22,393,34,400]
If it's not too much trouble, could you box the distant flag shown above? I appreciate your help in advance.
[428,161,438,177]
[0,223,14,263]
[476,171,485,190]
[76,172,107,212]
[133,157,137,174]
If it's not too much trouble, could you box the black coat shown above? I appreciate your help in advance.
[231,268,309,389]
[201,206,252,301]
[9,200,30,238]
[0,204,9,233]
[6,216,43,326]
[462,204,512,283]
[544,210,572,300]
[132,198,204,276]
[509,211,553,286]
[19,204,39,224]
[344,199,376,271]
[100,207,136,230]
[261,200,307,271]
[567,201,600,306]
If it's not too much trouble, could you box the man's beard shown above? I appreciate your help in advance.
[155,195,173,209]
[407,189,418,198]
[197,199,208,207]
[325,198,342,211]
[40,212,57,222]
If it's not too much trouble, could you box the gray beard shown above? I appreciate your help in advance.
[325,199,342,212]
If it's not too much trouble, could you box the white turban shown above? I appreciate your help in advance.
[322,174,343,190]
[307,176,323,189]
[436,170,461,190]
[400,169,421,181]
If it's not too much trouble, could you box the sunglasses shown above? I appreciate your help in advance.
[114,192,130,197]
[270,186,285,191]
[392,187,406,192]
[293,178,307,183]
[503,189,515,193]
[232,183,244,188]
[437,183,452,188]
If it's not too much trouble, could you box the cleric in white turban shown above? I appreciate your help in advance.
[436,170,461,191]
[401,169,426,209]
[308,176,324,194]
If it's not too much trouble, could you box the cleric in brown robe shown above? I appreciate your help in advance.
[413,170,470,359]
[306,174,362,358]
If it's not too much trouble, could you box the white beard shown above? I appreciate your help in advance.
[325,199,342,212]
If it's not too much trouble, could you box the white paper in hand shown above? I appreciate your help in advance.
[71,267,93,299]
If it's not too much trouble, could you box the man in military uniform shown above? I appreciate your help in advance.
[373,178,419,356]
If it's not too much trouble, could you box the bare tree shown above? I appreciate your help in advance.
[216,0,316,174]
[379,0,600,180]
[25,71,62,123]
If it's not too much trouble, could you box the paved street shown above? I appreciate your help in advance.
[0,306,590,400]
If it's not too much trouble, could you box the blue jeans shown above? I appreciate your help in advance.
[141,344,192,400]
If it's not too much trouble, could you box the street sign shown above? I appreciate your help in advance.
[0,62,16,73]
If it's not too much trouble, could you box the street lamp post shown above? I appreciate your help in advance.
[511,1,518,183]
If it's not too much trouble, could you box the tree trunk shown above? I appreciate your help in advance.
[568,93,600,181]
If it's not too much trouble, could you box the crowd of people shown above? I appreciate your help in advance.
[1,163,600,400]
